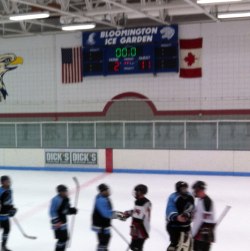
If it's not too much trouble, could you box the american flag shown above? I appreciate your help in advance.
[61,47,82,84]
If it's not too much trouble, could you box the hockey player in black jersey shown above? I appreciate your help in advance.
[123,184,152,251]
[50,185,77,251]
[166,181,194,251]
[192,181,215,251]
[0,176,17,251]
[92,184,124,251]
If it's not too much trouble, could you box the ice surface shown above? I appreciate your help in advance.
[0,170,248,251]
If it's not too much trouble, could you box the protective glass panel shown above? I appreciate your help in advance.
[125,123,152,149]
[155,123,184,149]
[219,122,250,150]
[96,123,123,148]
[17,124,41,148]
[0,124,15,148]
[187,123,217,150]
[68,123,94,148]
[42,123,67,148]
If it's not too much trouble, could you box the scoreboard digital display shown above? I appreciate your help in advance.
[82,25,179,76]
[106,44,153,75]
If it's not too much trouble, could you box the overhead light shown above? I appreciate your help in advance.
[9,12,50,21]
[218,12,250,18]
[197,0,242,4]
[62,23,96,31]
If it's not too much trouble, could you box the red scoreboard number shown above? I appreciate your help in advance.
[108,61,121,73]
[139,60,151,71]
[114,61,120,72]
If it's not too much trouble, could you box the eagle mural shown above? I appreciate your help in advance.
[0,53,23,101]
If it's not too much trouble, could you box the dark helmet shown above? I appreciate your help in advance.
[1,176,10,184]
[57,185,68,193]
[192,181,206,190]
[134,184,148,195]
[176,181,188,193]
[98,183,109,192]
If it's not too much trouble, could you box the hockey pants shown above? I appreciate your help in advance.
[130,238,145,251]
[167,225,192,251]
[193,240,211,251]
[97,232,111,251]
[0,219,10,248]
[54,229,68,251]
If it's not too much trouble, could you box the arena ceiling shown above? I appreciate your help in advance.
[0,0,250,37]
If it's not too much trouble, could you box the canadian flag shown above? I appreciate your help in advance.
[179,38,203,78]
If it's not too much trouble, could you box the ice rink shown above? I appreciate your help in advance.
[1,170,248,251]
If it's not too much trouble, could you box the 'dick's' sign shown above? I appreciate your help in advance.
[45,152,70,164]
[83,25,178,46]
[71,152,97,165]
[45,150,98,166]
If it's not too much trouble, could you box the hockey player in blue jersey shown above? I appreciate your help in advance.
[0,176,17,251]
[166,181,194,251]
[50,185,77,251]
[92,184,124,251]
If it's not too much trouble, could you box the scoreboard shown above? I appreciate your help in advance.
[82,25,179,76]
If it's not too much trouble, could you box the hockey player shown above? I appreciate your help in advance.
[50,185,77,251]
[192,181,215,251]
[166,181,194,251]
[123,184,152,251]
[0,176,17,251]
[92,183,124,251]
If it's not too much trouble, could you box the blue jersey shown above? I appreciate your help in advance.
[0,187,13,221]
[92,194,113,233]
[49,195,71,230]
[166,192,194,229]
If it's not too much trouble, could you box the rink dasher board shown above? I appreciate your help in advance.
[44,149,99,167]
[2,166,250,176]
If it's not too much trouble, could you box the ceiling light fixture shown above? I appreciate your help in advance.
[197,0,242,4]
[62,23,96,31]
[218,12,250,18]
[9,12,50,21]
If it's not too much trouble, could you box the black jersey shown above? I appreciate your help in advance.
[166,192,195,230]
[92,194,113,232]
[50,195,71,230]
[0,187,13,221]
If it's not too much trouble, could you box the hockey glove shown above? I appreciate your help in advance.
[112,211,125,220]
[9,207,17,217]
[177,215,188,223]
[123,210,133,219]
[182,212,192,221]
[68,207,78,215]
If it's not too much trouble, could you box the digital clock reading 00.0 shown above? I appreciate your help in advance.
[115,47,137,58]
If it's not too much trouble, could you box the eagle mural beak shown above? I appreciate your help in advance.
[10,56,23,65]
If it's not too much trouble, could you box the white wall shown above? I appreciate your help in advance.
[0,20,250,114]
[113,149,250,173]
[0,149,106,169]
[0,148,249,174]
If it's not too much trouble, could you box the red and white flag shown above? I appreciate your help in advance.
[179,38,203,78]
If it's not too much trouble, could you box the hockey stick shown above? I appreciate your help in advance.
[13,217,37,240]
[216,205,231,226]
[111,225,131,251]
[67,177,80,248]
